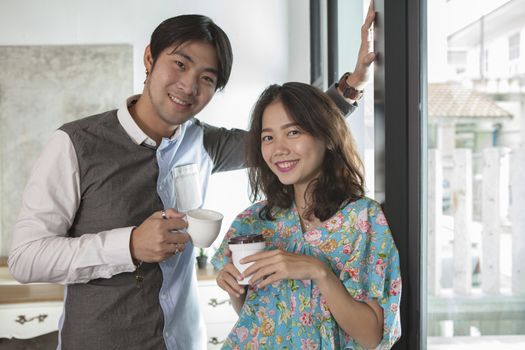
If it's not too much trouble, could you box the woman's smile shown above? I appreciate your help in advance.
[274,160,299,172]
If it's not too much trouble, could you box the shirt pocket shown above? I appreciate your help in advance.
[172,163,202,212]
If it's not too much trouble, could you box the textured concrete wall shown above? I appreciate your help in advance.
[0,44,133,256]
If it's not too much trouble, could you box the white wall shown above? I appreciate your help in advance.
[0,0,311,251]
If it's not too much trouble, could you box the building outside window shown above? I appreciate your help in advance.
[509,32,520,61]
[426,0,525,348]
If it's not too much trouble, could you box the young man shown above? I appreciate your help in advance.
[8,12,375,350]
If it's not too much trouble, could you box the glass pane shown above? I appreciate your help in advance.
[426,0,525,349]
[337,0,376,199]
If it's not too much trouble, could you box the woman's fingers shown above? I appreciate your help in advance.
[216,265,245,297]
[240,249,280,264]
[248,264,283,287]
[241,249,284,276]
[242,251,323,286]
[256,272,284,289]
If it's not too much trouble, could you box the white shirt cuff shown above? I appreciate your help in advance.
[101,226,136,266]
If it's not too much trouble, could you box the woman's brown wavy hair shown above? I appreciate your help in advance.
[247,82,365,221]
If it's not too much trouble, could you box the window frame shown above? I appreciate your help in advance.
[310,0,425,349]
[375,0,424,348]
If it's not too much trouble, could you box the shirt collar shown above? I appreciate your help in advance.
[117,95,181,148]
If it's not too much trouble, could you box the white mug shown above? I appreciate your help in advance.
[186,209,223,248]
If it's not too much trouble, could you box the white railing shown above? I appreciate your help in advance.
[427,147,525,336]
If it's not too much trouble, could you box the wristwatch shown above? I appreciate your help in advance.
[336,72,364,101]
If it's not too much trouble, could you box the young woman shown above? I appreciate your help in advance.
[212,82,401,349]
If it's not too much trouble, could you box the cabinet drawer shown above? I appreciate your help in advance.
[198,282,238,324]
[206,322,235,350]
[0,301,62,339]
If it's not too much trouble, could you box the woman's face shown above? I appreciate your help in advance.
[260,100,326,194]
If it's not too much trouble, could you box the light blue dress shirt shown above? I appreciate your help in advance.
[155,118,245,350]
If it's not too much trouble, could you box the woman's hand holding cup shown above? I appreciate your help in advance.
[216,248,246,298]
[228,234,266,285]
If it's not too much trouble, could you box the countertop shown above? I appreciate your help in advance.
[0,264,218,304]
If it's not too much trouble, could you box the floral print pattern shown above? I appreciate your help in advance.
[211,197,401,349]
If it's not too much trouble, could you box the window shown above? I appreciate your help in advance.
[317,1,525,349]
[427,1,525,349]
[483,48,489,74]
[509,32,520,61]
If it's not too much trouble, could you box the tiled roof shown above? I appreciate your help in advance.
[429,83,512,119]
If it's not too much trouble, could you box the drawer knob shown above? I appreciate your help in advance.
[208,336,225,345]
[15,314,48,325]
[208,298,231,307]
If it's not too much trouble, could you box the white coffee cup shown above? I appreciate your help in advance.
[186,209,224,248]
[228,234,266,285]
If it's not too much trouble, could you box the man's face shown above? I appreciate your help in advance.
[145,40,219,127]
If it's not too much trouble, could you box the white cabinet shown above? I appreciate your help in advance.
[0,265,238,348]
[198,279,238,349]
[0,301,63,339]
[0,283,237,348]
[0,267,64,341]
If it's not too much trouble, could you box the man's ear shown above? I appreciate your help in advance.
[144,45,154,72]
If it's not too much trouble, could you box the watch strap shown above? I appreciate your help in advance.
[336,72,364,101]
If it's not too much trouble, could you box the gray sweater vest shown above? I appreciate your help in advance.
[59,110,166,350]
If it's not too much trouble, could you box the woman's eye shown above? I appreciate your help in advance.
[288,129,300,136]
[261,135,272,142]
[175,60,185,69]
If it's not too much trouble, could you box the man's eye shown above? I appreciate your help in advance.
[202,76,216,86]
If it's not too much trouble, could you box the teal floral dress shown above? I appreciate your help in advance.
[211,197,401,350]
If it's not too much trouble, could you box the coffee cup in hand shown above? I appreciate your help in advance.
[228,234,266,285]
[186,209,223,248]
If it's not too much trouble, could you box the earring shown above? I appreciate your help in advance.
[144,69,149,84]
